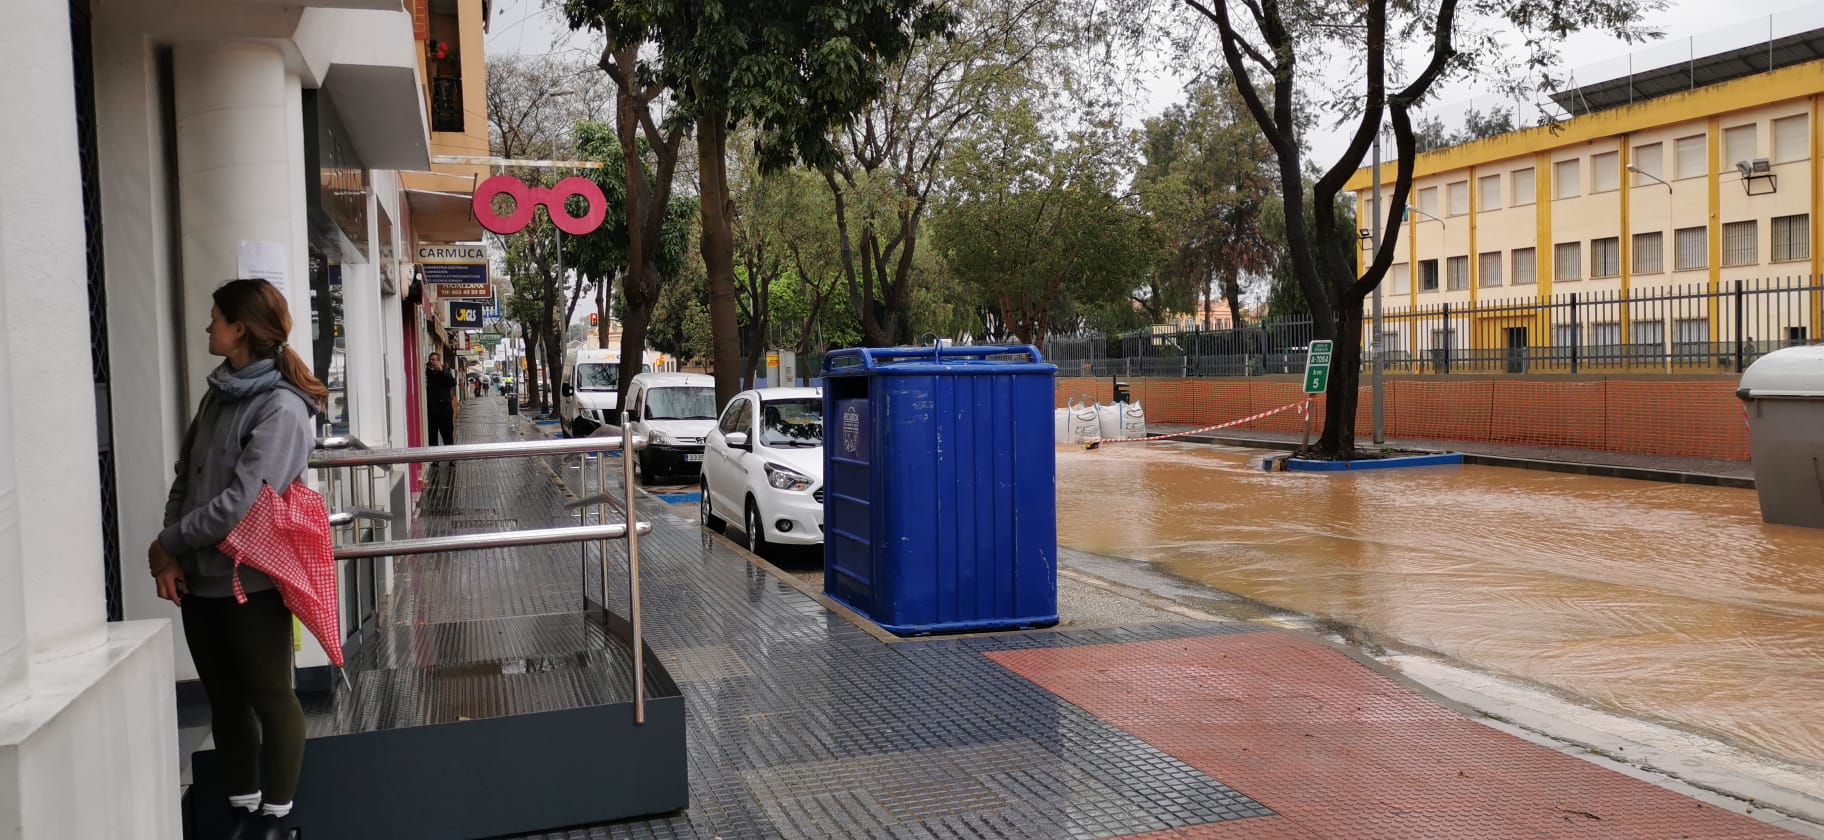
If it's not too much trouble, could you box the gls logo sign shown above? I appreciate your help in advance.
[472,175,608,236]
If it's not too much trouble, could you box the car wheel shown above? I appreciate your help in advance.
[636,450,655,485]
[700,478,724,531]
[745,498,768,558]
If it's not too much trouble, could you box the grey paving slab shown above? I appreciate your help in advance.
[359,399,1273,839]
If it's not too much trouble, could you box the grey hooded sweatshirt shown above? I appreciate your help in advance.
[160,359,321,598]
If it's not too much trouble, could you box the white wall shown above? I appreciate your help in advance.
[94,25,201,680]
[0,2,178,837]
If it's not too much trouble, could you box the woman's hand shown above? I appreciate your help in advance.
[148,539,186,606]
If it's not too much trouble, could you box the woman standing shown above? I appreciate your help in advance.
[149,278,325,840]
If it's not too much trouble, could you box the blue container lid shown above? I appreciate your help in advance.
[822,345,1058,376]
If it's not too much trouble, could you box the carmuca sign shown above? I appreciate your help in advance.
[418,244,488,286]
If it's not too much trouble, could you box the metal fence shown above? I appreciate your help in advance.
[1045,277,1823,377]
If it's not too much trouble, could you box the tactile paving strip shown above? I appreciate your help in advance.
[990,633,1798,840]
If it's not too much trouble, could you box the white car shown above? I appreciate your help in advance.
[700,387,824,555]
[624,372,718,484]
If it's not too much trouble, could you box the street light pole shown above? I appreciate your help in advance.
[1370,129,1385,445]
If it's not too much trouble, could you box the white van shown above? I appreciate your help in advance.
[559,347,651,436]
[623,372,718,483]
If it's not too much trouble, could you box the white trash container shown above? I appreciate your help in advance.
[1737,345,1824,529]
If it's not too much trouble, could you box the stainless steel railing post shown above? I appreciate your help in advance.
[622,410,643,725]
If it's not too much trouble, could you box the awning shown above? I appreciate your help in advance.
[407,188,485,243]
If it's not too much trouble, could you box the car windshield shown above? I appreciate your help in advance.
[645,386,717,420]
[759,399,823,448]
[576,363,618,391]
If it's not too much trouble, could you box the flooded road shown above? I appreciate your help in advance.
[1055,443,1824,769]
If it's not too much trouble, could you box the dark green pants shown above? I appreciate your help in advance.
[182,589,307,804]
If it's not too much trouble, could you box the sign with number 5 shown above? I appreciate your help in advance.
[472,175,607,235]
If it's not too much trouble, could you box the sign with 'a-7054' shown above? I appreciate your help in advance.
[1302,340,1333,394]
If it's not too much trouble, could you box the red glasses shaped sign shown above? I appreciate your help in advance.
[473,175,608,236]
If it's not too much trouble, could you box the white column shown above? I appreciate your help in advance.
[0,232,28,715]
[173,41,297,389]
[1,1,178,837]
[0,0,108,662]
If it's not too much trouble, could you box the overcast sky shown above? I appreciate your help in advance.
[485,0,1810,167]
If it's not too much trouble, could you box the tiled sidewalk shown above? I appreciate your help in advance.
[429,399,1790,839]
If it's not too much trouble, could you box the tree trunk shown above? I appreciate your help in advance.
[698,113,743,407]
[524,322,544,411]
[543,328,564,420]
[1315,304,1363,457]
[617,311,651,427]
[596,273,611,349]
[1224,272,1245,328]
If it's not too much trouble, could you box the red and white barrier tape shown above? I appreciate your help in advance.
[1091,399,1310,444]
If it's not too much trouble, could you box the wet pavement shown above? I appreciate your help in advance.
[1055,442,1824,770]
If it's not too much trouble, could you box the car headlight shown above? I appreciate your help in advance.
[647,429,673,446]
[764,462,813,492]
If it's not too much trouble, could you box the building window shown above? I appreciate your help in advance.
[1722,220,1757,266]
[1447,181,1469,216]
[1512,247,1536,285]
[1674,226,1707,270]
[1478,251,1503,287]
[1419,259,1439,292]
[1773,214,1810,262]
[1592,322,1621,347]
[1553,324,1577,353]
[1418,186,1438,219]
[1674,318,1710,354]
[1591,152,1620,192]
[1632,319,1665,348]
[1553,159,1580,199]
[1389,263,1409,294]
[1723,124,1758,168]
[1554,242,1582,281]
[1632,231,1663,274]
[1590,237,1620,278]
[1478,174,1501,210]
[1773,115,1809,164]
[1447,255,1469,290]
[1675,134,1706,179]
[1512,168,1535,205]
[1632,143,1663,185]
[1431,328,1457,350]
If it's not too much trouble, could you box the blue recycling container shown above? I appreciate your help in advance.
[821,345,1059,635]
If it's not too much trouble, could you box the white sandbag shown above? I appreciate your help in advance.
[1054,407,1070,444]
[1097,402,1123,440]
[1067,401,1102,445]
[1119,400,1146,439]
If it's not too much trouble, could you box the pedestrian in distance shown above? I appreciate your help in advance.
[425,351,458,445]
[149,278,325,840]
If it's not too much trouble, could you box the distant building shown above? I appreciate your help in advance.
[1349,32,1824,361]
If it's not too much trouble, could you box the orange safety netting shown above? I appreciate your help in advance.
[1056,377,1750,461]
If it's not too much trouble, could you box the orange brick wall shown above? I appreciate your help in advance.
[1055,376,1750,461]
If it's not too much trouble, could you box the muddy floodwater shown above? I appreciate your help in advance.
[1055,443,1824,769]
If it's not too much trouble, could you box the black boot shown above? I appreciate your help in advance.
[225,812,290,840]
[220,807,258,840]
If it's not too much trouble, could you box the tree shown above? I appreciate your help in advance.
[823,0,1082,348]
[935,103,1158,345]
[568,0,950,408]
[1156,0,1660,457]
[1135,76,1279,330]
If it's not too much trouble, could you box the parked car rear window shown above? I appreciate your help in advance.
[760,399,823,447]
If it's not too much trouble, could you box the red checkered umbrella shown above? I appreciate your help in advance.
[218,481,343,669]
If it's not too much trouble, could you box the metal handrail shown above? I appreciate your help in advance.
[332,522,651,559]
[310,434,644,468]
[308,423,651,723]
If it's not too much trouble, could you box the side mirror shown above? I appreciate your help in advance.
[725,431,749,450]
[562,383,575,397]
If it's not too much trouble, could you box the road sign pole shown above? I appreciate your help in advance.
[1300,340,1334,452]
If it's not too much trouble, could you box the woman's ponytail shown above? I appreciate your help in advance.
[275,344,329,410]
[213,278,330,411]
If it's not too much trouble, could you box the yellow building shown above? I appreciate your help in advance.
[1349,46,1824,371]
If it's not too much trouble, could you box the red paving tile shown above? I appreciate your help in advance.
[988,632,1796,839]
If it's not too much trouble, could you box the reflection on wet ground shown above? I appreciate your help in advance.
[1055,442,1824,769]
